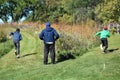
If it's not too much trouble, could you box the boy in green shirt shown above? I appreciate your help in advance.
[95,26,110,53]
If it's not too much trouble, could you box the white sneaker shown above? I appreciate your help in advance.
[16,55,20,58]
[100,44,104,51]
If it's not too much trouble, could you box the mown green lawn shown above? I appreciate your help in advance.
[0,29,120,80]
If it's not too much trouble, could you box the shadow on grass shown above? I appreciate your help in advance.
[22,52,37,57]
[108,48,119,53]
[57,53,76,63]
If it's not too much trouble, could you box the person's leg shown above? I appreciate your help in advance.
[103,38,108,53]
[44,44,49,64]
[100,39,105,51]
[49,44,55,64]
[14,42,17,55]
[100,44,103,51]
[16,41,20,58]
[17,42,20,57]
[101,39,105,47]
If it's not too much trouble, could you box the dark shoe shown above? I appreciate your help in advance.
[15,52,17,55]
[44,63,47,65]
[103,51,107,53]
[51,62,56,64]
[44,62,47,65]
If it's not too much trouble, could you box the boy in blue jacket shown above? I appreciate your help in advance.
[39,22,59,64]
[10,28,22,58]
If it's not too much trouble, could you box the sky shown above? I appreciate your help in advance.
[7,16,12,23]
[0,16,26,24]
[0,11,33,24]
[0,19,4,24]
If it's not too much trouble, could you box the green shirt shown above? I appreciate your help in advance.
[95,30,110,39]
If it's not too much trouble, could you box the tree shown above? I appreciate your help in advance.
[95,0,120,23]
[60,0,103,24]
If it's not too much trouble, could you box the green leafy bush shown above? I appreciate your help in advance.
[0,25,13,58]
[0,40,14,58]
[0,30,7,42]
[56,33,89,62]
[59,14,73,24]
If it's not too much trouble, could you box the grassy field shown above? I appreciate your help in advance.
[0,27,120,80]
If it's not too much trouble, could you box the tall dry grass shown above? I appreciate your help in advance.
[0,25,7,42]
[8,22,99,48]
[7,22,100,61]
[52,23,99,47]
[24,22,99,47]
[0,24,14,58]
[48,23,100,61]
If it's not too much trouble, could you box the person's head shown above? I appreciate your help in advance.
[16,28,20,32]
[46,22,51,27]
[103,26,108,30]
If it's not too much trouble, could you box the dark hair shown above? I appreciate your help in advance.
[16,28,20,32]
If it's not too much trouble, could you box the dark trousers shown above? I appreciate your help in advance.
[101,38,108,52]
[14,41,20,54]
[44,43,55,64]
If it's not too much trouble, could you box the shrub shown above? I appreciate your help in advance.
[0,24,13,58]
[0,40,14,58]
[0,30,7,42]
[59,14,73,24]
[56,32,89,62]
[0,25,8,42]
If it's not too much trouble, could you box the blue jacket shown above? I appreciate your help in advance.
[10,31,22,42]
[39,23,59,43]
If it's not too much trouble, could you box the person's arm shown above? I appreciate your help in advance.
[53,29,59,40]
[9,32,14,36]
[107,31,110,37]
[19,34,22,41]
[94,31,101,37]
[39,30,44,40]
